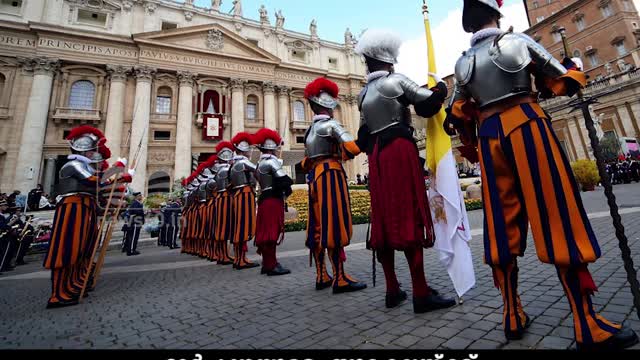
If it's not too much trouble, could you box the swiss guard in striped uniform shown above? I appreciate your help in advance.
[43,126,104,309]
[203,155,219,261]
[230,132,260,270]
[254,128,293,276]
[355,29,456,313]
[302,77,366,294]
[445,0,638,349]
[214,141,235,265]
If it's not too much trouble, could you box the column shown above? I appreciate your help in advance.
[14,57,59,193]
[350,96,366,178]
[230,78,246,135]
[104,65,130,161]
[175,71,196,180]
[277,86,291,150]
[129,65,156,194]
[143,1,158,32]
[263,81,277,130]
[44,1,64,32]
[616,105,637,138]
[42,157,57,196]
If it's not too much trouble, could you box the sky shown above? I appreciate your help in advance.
[190,0,640,82]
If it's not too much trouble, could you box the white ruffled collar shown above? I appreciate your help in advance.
[260,153,277,160]
[313,114,331,122]
[67,154,92,164]
[471,28,504,46]
[366,70,390,83]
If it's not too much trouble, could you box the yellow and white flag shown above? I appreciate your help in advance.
[423,3,475,298]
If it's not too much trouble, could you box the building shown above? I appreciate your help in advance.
[522,0,640,162]
[0,0,368,195]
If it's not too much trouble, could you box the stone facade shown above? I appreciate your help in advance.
[0,0,367,194]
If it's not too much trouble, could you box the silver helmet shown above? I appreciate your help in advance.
[463,0,503,33]
[308,92,338,110]
[235,141,251,153]
[260,138,279,151]
[217,148,234,161]
[69,133,100,152]
[355,29,402,65]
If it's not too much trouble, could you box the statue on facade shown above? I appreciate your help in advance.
[617,59,630,73]
[211,0,222,11]
[310,19,318,38]
[589,105,605,140]
[275,10,285,30]
[344,27,354,47]
[605,62,614,76]
[259,5,269,24]
[231,0,242,17]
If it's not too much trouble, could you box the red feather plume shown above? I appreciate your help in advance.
[216,141,235,153]
[304,77,339,99]
[66,125,104,141]
[181,178,188,187]
[232,132,254,146]
[98,144,111,160]
[100,161,109,171]
[253,128,282,147]
[496,0,503,7]
[204,154,218,168]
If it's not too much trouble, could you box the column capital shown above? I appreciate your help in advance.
[345,93,359,105]
[106,64,131,82]
[19,57,60,76]
[262,81,276,94]
[122,0,135,11]
[276,85,291,97]
[230,78,246,91]
[134,65,156,82]
[144,1,157,14]
[177,71,196,87]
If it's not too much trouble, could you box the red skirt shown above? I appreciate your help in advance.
[255,197,284,247]
[368,137,434,251]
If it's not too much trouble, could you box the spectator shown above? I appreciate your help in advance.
[356,174,363,185]
[27,184,43,212]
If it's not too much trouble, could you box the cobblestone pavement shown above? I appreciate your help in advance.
[1,184,640,350]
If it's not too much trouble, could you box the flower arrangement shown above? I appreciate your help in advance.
[571,160,600,191]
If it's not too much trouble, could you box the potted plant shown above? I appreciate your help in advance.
[571,160,600,192]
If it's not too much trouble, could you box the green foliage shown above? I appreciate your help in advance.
[571,160,600,191]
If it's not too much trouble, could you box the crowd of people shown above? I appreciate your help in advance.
[606,155,640,184]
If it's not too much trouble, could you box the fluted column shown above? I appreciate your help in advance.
[14,57,59,193]
[129,65,156,194]
[277,86,291,150]
[104,65,129,161]
[42,157,58,197]
[263,81,277,130]
[230,78,246,134]
[175,71,196,180]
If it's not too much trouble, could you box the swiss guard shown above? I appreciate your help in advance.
[445,0,638,349]
[355,29,456,313]
[230,132,260,270]
[302,77,366,294]
[254,128,293,276]
[43,126,104,308]
[214,141,236,265]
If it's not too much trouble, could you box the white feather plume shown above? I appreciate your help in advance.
[355,29,403,64]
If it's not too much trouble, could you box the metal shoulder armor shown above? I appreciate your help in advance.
[328,119,354,143]
[511,32,566,78]
[377,73,433,104]
[60,160,95,180]
[489,32,532,73]
[455,50,476,86]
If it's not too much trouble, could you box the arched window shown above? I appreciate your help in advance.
[246,94,259,120]
[0,73,5,102]
[68,80,95,109]
[148,171,171,194]
[155,86,172,114]
[573,49,582,58]
[293,100,306,122]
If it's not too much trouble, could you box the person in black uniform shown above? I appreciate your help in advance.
[164,197,181,250]
[0,199,19,273]
[125,192,145,256]
[15,215,35,266]
[158,206,167,247]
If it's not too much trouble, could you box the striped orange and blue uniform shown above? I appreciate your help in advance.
[205,196,217,260]
[478,102,620,343]
[232,187,256,245]
[43,194,97,304]
[215,190,234,263]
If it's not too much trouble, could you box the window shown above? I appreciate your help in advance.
[536,16,545,23]
[328,57,339,70]
[296,136,305,144]
[0,0,22,15]
[573,49,582,58]
[293,101,306,122]
[547,0,553,4]
[292,50,307,63]
[588,53,600,67]
[155,86,172,114]
[601,4,613,18]
[576,17,586,31]
[68,80,95,109]
[161,22,177,30]
[77,9,108,27]
[247,39,260,47]
[552,31,562,43]
[63,130,71,140]
[614,40,627,56]
[153,131,171,141]
[623,0,634,11]
[246,94,258,120]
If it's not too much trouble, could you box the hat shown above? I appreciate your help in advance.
[0,199,8,207]
[355,29,403,65]
[232,132,254,153]
[66,125,105,153]
[463,0,503,33]
[304,77,339,110]
[254,128,283,151]
[133,192,142,196]
[216,141,235,161]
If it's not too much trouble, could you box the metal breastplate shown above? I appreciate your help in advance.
[198,183,207,202]
[360,78,412,134]
[257,161,275,191]
[460,37,533,109]
[215,164,231,192]
[305,119,338,159]
[55,161,97,197]
[206,178,217,199]
[230,158,256,189]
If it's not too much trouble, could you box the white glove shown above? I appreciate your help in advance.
[428,72,443,84]
[128,168,136,177]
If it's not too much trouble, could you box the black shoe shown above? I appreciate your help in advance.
[236,262,260,270]
[126,253,133,256]
[133,251,141,256]
[315,278,333,291]
[413,293,457,313]
[333,281,367,294]
[46,299,79,309]
[577,324,639,351]
[218,260,233,266]
[505,314,532,340]
[385,290,408,308]
[267,264,291,276]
